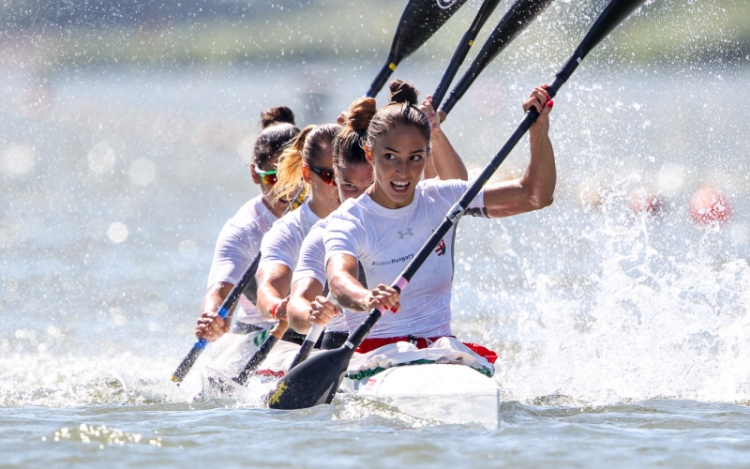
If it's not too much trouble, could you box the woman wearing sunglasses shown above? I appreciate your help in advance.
[195,107,300,362]
[252,122,343,353]
[286,80,468,350]
[320,85,555,378]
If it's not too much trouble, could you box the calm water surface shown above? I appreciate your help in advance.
[2,59,750,467]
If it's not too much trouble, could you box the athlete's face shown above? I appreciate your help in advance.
[303,144,341,217]
[252,152,288,217]
[335,162,373,203]
[367,124,428,209]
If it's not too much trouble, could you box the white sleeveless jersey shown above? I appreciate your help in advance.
[207,195,277,327]
[324,179,487,338]
[259,197,320,275]
[292,217,349,333]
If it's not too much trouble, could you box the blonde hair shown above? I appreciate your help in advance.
[272,123,341,204]
[273,125,312,204]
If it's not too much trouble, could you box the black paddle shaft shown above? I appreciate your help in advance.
[268,0,648,410]
[440,0,555,116]
[366,0,469,98]
[431,0,502,109]
[234,334,279,385]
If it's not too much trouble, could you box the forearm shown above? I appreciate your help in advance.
[201,283,235,318]
[329,274,371,312]
[521,127,556,209]
[483,129,555,218]
[287,279,323,334]
[256,265,292,319]
[287,296,313,333]
[430,128,468,181]
[256,285,284,318]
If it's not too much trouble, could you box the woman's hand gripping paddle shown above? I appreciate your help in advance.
[170,188,307,384]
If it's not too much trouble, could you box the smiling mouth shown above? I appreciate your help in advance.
[391,181,410,193]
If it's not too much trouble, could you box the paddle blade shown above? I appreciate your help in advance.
[552,0,647,94]
[366,0,469,97]
[267,346,353,410]
[577,0,645,59]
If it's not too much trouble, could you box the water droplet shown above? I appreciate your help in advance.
[128,158,156,186]
[107,222,129,243]
[88,142,116,174]
[2,144,35,175]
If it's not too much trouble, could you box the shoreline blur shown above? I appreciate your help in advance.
[0,0,747,75]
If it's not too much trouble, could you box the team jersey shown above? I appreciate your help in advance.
[207,195,278,327]
[292,217,351,333]
[259,197,320,273]
[324,179,487,338]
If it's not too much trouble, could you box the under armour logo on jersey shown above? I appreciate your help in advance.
[398,228,414,239]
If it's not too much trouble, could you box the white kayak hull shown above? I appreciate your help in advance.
[341,363,500,428]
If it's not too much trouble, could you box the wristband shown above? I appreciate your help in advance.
[270,301,280,319]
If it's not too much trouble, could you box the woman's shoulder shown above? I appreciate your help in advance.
[329,197,365,222]
[418,178,469,193]
[417,178,471,203]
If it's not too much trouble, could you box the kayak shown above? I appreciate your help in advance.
[339,363,501,428]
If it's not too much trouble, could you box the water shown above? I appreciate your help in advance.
[2,58,750,467]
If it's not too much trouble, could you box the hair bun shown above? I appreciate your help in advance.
[388,79,419,106]
[345,97,377,132]
[260,106,296,128]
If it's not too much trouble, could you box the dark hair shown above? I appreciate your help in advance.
[366,80,430,149]
[260,106,295,128]
[333,97,377,169]
[253,106,299,168]
[274,123,341,203]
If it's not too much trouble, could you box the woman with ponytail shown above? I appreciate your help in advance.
[195,106,299,361]
[323,84,556,378]
[252,122,342,348]
[286,80,469,350]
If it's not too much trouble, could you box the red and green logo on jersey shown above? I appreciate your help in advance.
[435,239,446,256]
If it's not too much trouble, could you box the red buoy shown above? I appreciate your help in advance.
[689,185,732,227]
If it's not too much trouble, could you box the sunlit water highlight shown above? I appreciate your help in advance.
[2,59,750,467]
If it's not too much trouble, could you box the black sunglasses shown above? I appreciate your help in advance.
[305,163,336,186]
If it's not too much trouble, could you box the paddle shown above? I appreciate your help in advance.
[431,0,502,109]
[288,323,324,371]
[366,0,469,98]
[171,188,307,384]
[438,0,555,118]
[267,0,649,410]
[233,321,289,385]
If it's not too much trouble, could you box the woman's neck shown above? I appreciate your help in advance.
[307,195,332,219]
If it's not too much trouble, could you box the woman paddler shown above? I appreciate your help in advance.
[194,107,300,368]
[247,121,344,369]
[322,85,555,378]
[287,80,468,348]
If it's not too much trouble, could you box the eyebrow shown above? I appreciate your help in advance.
[384,146,425,154]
